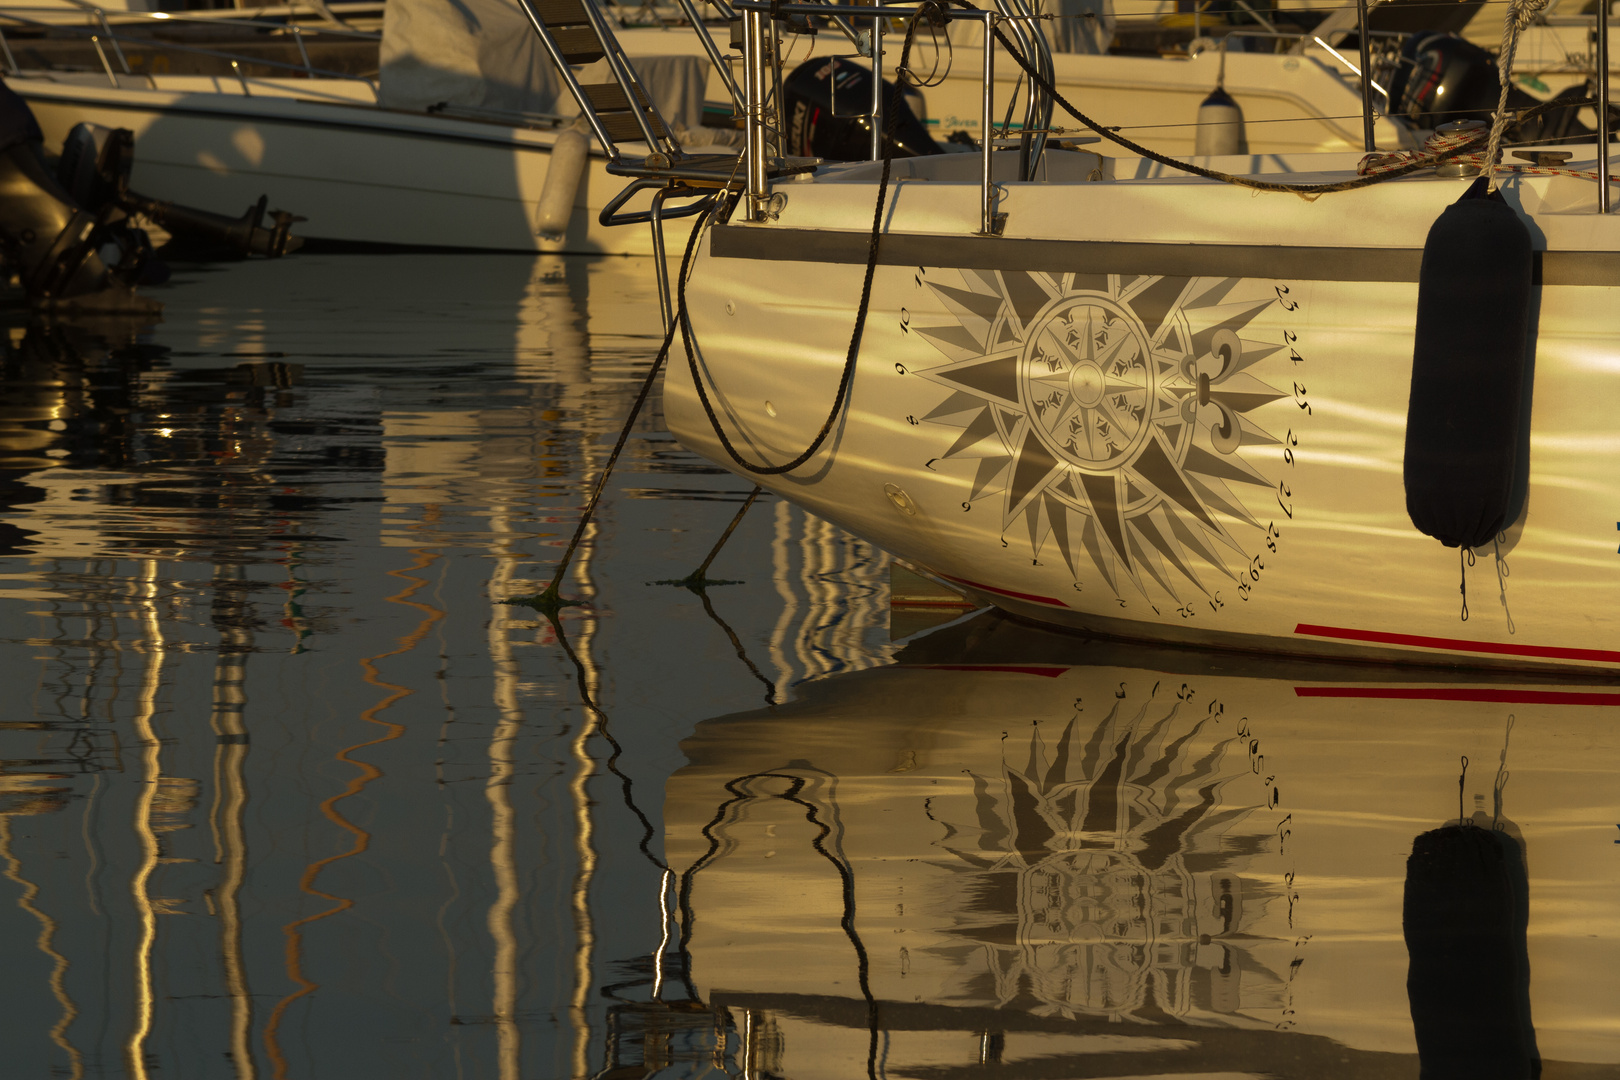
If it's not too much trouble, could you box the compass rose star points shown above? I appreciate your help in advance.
[915,274,1293,601]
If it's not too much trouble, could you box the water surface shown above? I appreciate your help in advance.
[0,253,1616,1079]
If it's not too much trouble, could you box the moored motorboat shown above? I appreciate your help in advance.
[0,1,731,253]
[655,0,1620,670]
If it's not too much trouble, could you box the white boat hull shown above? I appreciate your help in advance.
[665,151,1620,668]
[11,75,675,254]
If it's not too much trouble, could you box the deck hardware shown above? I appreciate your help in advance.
[981,16,995,234]
[1356,0,1375,151]
[1512,150,1573,166]
[1601,1,1612,212]
[291,26,313,77]
[89,35,117,87]
[92,8,130,74]
[885,484,918,516]
[869,13,884,160]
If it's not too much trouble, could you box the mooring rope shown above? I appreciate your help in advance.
[678,6,935,475]
[525,206,711,606]
[1486,0,1556,191]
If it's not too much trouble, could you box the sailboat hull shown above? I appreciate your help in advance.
[665,155,1620,668]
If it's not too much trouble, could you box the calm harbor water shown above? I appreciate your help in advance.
[0,253,1617,1079]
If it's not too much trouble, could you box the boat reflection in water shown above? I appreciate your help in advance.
[661,612,1620,1078]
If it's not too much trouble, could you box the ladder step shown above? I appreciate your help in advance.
[599,110,668,141]
[579,82,650,112]
[532,0,593,26]
[552,26,605,64]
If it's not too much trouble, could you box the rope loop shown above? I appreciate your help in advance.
[682,7,931,475]
[1487,0,1556,191]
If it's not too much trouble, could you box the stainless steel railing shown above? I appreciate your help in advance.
[730,0,1023,234]
[0,6,378,90]
[1600,2,1612,212]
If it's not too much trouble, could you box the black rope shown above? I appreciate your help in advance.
[679,8,932,475]
[678,771,879,1077]
[696,588,780,705]
[959,0,1588,197]
[527,207,712,606]
[546,610,672,874]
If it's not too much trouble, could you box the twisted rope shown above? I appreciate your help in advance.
[1361,110,1620,184]
[1486,0,1555,190]
[680,6,933,474]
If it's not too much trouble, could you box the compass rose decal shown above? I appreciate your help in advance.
[915,270,1290,601]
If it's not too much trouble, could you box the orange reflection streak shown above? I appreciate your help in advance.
[0,814,83,1079]
[262,549,444,1079]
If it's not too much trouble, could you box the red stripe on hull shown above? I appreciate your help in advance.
[1296,686,1620,706]
[942,574,1069,608]
[910,664,1069,678]
[1294,623,1620,666]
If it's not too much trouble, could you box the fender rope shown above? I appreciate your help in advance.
[1486,0,1555,191]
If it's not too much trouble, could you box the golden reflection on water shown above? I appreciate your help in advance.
[487,502,522,1080]
[264,546,442,1078]
[125,559,164,1080]
[209,563,255,1080]
[0,812,82,1078]
[6,255,1620,1078]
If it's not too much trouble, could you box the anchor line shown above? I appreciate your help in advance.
[536,209,711,599]
[680,7,935,475]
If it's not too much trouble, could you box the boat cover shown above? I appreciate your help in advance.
[379,0,705,132]
[944,0,1114,54]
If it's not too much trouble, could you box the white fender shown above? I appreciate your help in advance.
[535,128,591,240]
[1194,87,1248,156]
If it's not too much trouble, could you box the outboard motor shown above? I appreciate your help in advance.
[783,58,941,161]
[0,81,153,309]
[1389,32,1602,146]
[58,122,303,259]
[1395,33,1524,130]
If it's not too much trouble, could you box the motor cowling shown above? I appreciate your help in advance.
[1395,33,1521,130]
[60,121,302,259]
[1404,178,1534,550]
[782,58,941,161]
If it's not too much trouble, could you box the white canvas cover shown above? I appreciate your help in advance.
[379,0,706,132]
[944,0,1115,54]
